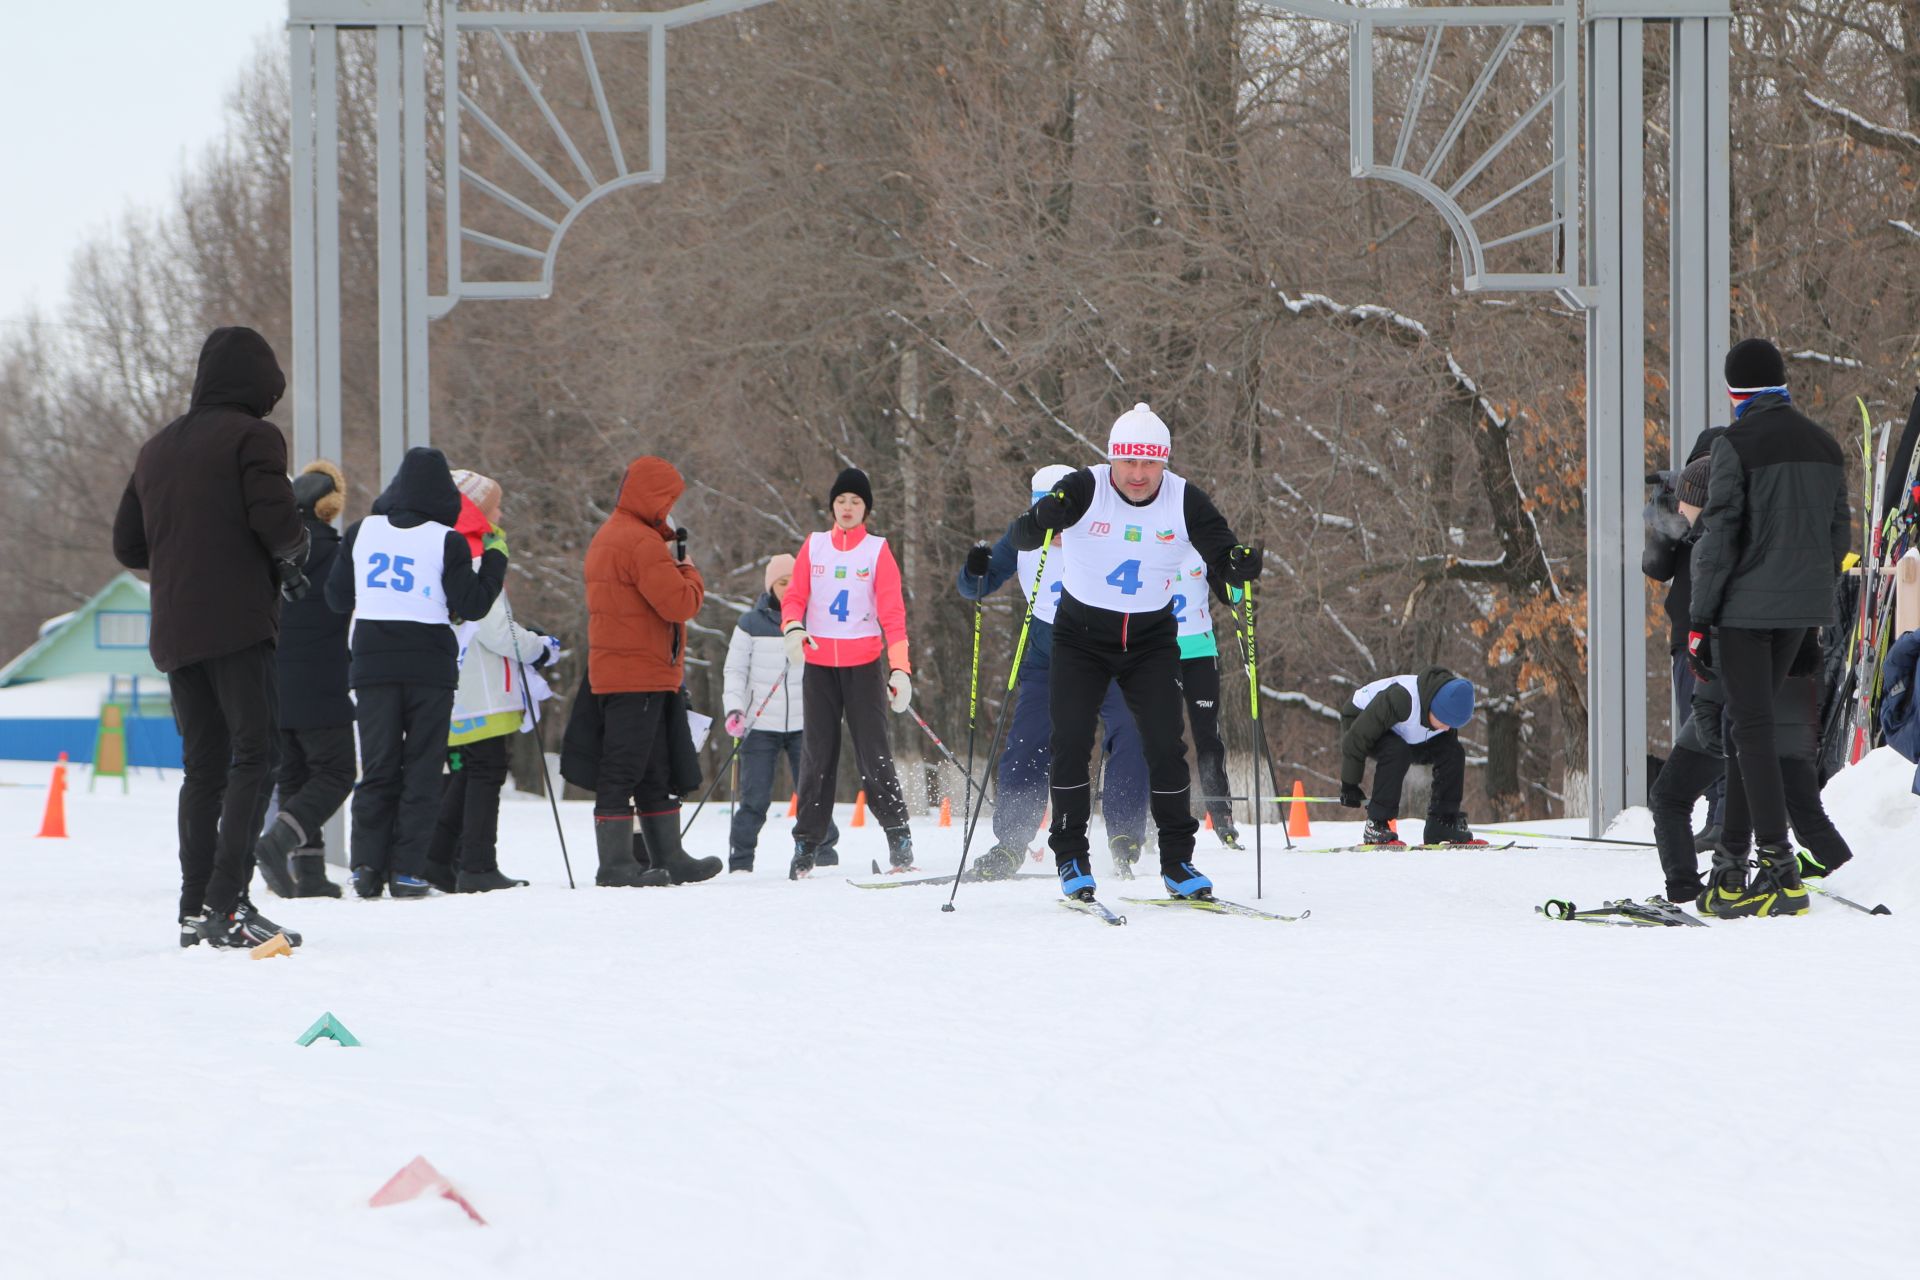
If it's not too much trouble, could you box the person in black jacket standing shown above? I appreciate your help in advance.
[253,460,352,899]
[111,326,310,949]
[1009,403,1260,903]
[1686,338,1851,918]
[1644,430,1728,845]
[326,447,507,898]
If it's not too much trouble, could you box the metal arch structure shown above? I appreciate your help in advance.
[286,0,1730,834]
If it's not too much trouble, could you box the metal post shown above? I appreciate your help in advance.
[288,24,317,470]
[403,23,431,448]
[316,26,343,470]
[1584,15,1649,832]
[375,24,404,484]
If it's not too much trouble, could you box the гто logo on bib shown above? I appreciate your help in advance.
[1089,521,1111,536]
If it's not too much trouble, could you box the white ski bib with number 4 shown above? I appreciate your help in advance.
[1172,549,1213,639]
[1018,544,1069,625]
[1352,673,1441,745]
[351,515,452,626]
[1059,465,1189,612]
[804,531,884,639]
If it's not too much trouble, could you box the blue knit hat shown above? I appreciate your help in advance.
[1430,678,1475,728]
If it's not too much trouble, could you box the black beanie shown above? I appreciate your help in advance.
[1725,338,1787,393]
[1678,456,1712,508]
[829,467,873,515]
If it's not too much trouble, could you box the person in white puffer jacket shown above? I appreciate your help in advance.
[721,553,840,872]
[423,470,561,892]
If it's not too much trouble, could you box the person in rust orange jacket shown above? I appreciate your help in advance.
[781,467,915,878]
[584,456,721,888]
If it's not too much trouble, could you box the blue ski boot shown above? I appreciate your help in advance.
[1057,856,1096,900]
[1162,861,1214,900]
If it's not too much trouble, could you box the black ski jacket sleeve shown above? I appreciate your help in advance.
[1339,685,1414,788]
[1009,469,1096,550]
[441,533,507,624]
[955,532,1020,600]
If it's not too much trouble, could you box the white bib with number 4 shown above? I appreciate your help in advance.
[804,531,884,639]
[1059,465,1190,612]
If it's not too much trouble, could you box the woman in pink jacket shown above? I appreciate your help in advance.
[781,468,915,878]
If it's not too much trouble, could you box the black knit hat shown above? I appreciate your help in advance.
[829,467,873,516]
[1678,456,1712,508]
[1725,338,1787,393]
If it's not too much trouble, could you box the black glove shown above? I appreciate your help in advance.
[1789,629,1823,677]
[964,542,992,580]
[274,558,310,602]
[1339,783,1366,809]
[1686,629,1714,683]
[1225,543,1263,582]
[1032,488,1073,533]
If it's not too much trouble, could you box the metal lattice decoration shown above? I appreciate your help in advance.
[288,0,1730,835]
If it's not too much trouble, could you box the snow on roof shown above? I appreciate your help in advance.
[38,611,77,639]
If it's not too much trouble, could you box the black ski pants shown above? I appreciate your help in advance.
[273,723,355,854]
[794,659,909,846]
[1715,626,1805,847]
[595,691,676,820]
[730,729,840,855]
[1648,745,1720,898]
[429,734,511,874]
[1180,654,1235,831]
[1669,651,1725,829]
[169,640,280,917]
[1048,617,1198,869]
[1365,732,1465,825]
[1721,750,1853,870]
[350,682,455,879]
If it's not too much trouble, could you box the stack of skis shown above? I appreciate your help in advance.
[1818,391,1920,780]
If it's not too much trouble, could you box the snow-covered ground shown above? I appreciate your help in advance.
[2,752,1917,1279]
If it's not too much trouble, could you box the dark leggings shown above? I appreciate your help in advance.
[1715,627,1804,847]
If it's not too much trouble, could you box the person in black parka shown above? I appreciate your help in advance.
[111,326,310,949]
[326,447,507,899]
[253,459,353,900]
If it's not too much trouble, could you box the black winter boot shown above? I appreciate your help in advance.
[422,859,457,894]
[456,868,528,892]
[790,839,817,880]
[1705,843,1809,919]
[885,826,916,872]
[351,865,385,899]
[1422,813,1483,846]
[638,812,721,885]
[252,813,304,898]
[289,849,344,898]
[595,817,669,888]
[729,848,755,873]
[813,845,840,868]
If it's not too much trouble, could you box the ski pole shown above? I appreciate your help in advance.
[963,575,984,830]
[1240,578,1273,897]
[905,706,995,811]
[679,673,787,840]
[502,595,575,890]
[1477,826,1651,847]
[944,532,1051,912]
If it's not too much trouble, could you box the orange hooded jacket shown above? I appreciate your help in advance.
[585,457,705,693]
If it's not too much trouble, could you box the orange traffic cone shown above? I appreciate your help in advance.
[1287,781,1311,838]
[939,796,952,828]
[787,792,798,818]
[1203,812,1214,831]
[1388,819,1398,834]
[852,790,867,827]
[35,752,68,839]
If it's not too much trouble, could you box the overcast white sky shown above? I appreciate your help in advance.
[0,0,284,328]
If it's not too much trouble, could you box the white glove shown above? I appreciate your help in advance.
[887,669,912,713]
[784,625,816,668]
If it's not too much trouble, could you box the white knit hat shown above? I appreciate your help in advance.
[1108,403,1170,461]
[1030,464,1074,499]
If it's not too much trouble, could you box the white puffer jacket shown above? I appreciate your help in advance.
[453,589,552,723]
[722,592,803,734]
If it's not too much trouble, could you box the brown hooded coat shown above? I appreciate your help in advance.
[586,457,705,693]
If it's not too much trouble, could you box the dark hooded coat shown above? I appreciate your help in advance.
[324,446,506,689]
[110,327,306,672]
[1338,667,1465,789]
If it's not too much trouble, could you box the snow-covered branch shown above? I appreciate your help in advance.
[1804,91,1920,159]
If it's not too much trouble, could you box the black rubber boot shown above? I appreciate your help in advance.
[596,817,670,888]
[289,849,344,899]
[639,812,721,885]
[1422,813,1483,846]
[252,813,304,899]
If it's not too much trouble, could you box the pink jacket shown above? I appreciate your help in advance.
[781,525,911,672]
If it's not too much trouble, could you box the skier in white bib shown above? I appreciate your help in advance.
[1008,404,1261,902]
[781,468,917,878]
